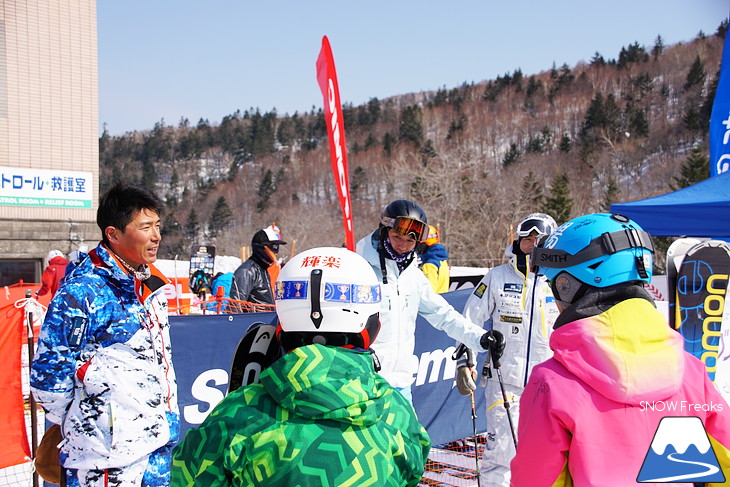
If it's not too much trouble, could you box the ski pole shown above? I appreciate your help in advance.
[492,351,518,449]
[25,291,39,487]
[465,348,481,487]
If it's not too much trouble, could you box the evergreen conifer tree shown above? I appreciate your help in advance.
[399,105,424,147]
[684,55,707,91]
[558,133,572,152]
[257,170,277,212]
[601,176,620,212]
[209,196,234,238]
[503,143,520,167]
[545,173,573,223]
[185,208,200,241]
[673,146,709,189]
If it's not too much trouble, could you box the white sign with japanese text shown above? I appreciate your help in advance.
[0,166,93,208]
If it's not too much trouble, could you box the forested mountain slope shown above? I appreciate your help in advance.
[99,23,726,268]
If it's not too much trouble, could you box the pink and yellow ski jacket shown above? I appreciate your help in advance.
[511,295,730,486]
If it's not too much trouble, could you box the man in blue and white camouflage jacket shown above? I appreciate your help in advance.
[31,181,179,487]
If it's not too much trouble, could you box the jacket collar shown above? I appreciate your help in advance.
[554,282,654,329]
[89,243,170,304]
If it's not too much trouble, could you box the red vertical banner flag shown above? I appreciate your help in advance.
[316,36,355,250]
[0,304,31,468]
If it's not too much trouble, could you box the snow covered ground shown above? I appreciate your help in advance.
[155,257,486,279]
[155,255,243,278]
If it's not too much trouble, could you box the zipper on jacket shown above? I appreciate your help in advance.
[523,274,539,387]
[142,303,174,410]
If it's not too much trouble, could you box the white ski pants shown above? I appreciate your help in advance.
[481,381,521,487]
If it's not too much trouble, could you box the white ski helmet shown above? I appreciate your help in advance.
[516,213,557,239]
[274,247,382,352]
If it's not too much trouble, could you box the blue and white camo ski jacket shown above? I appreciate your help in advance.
[30,243,179,470]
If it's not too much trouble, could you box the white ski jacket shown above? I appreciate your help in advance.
[461,252,560,388]
[30,245,179,470]
[357,231,488,388]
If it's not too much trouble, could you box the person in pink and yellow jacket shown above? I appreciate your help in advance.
[511,213,730,486]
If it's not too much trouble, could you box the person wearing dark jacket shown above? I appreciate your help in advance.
[230,224,286,312]
[38,250,70,298]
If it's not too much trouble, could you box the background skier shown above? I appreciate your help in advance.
[230,223,286,311]
[418,224,450,293]
[356,199,503,402]
[455,212,559,486]
[37,249,69,298]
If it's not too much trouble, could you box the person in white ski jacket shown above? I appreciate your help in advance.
[356,199,502,402]
[455,213,560,487]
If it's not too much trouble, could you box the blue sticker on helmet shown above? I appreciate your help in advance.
[324,283,381,303]
[277,281,381,304]
[275,280,308,300]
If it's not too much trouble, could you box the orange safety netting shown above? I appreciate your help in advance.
[168,296,275,315]
[419,435,485,486]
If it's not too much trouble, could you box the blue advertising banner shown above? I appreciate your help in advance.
[411,289,488,446]
[710,25,730,177]
[170,288,487,446]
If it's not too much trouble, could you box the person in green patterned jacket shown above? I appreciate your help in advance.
[171,247,431,486]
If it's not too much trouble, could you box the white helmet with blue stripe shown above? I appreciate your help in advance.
[274,247,382,352]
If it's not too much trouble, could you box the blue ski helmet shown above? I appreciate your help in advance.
[532,213,654,302]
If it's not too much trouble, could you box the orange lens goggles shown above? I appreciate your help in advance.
[383,216,427,240]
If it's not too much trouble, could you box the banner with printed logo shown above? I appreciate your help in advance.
[710,23,730,177]
[316,36,355,251]
[171,289,482,445]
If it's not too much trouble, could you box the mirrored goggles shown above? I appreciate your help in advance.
[516,218,552,238]
[382,216,427,240]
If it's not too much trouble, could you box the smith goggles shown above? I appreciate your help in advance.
[532,227,655,271]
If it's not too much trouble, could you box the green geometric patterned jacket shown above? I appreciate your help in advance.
[171,344,431,486]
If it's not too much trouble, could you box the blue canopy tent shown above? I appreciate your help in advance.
[610,172,730,237]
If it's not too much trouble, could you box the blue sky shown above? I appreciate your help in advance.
[97,1,729,136]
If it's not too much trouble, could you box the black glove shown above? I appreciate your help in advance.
[480,330,505,367]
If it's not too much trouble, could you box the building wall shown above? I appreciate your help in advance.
[0,0,99,265]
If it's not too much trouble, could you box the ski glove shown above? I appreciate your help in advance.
[456,366,477,395]
[480,330,506,365]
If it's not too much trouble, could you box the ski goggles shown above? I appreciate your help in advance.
[382,216,427,240]
[516,218,552,238]
[531,227,655,271]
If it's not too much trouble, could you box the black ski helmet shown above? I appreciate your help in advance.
[379,199,428,241]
